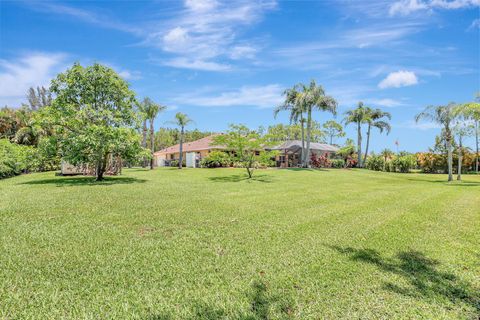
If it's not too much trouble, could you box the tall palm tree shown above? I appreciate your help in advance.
[298,80,337,166]
[344,102,368,168]
[274,85,307,166]
[416,103,457,181]
[460,94,480,173]
[363,108,392,164]
[172,112,193,169]
[137,101,148,168]
[142,98,166,169]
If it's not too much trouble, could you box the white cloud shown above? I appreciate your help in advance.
[403,120,442,130]
[28,2,141,35]
[147,0,276,71]
[389,0,480,16]
[162,58,231,71]
[368,98,406,107]
[468,18,480,30]
[0,53,66,107]
[174,84,284,108]
[378,70,419,89]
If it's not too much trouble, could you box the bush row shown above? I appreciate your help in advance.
[0,139,60,179]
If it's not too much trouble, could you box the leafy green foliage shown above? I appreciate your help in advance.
[392,154,417,173]
[330,158,345,168]
[212,124,275,178]
[45,63,144,180]
[365,154,385,171]
[200,151,231,168]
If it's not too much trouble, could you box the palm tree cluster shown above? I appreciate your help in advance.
[415,96,479,181]
[138,98,166,169]
[274,80,337,167]
[343,102,391,168]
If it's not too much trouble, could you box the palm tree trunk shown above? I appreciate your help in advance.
[447,135,453,181]
[149,118,155,170]
[475,120,479,173]
[304,107,312,167]
[357,122,362,168]
[363,124,371,165]
[178,127,184,169]
[457,135,462,181]
[142,119,147,168]
[300,116,305,167]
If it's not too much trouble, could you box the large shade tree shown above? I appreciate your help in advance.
[343,102,368,168]
[171,112,193,169]
[363,108,392,164]
[46,63,143,181]
[415,103,457,181]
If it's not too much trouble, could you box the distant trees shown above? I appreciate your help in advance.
[46,63,143,181]
[322,120,345,145]
[415,103,457,181]
[171,112,193,169]
[362,108,391,165]
[27,86,52,110]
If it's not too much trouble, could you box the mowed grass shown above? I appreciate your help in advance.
[0,168,479,319]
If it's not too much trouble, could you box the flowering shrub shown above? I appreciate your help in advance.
[310,153,330,168]
[365,154,384,171]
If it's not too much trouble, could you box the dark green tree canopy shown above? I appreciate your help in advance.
[45,63,143,180]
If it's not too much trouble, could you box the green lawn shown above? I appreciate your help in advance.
[0,168,479,319]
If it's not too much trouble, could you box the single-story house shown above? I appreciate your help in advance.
[153,134,225,167]
[269,140,339,168]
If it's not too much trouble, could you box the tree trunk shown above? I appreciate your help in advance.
[95,154,108,181]
[363,124,371,165]
[447,135,453,181]
[475,120,479,173]
[457,135,462,181]
[178,127,184,169]
[357,122,363,168]
[142,119,147,168]
[329,134,333,145]
[300,116,305,167]
[304,107,312,168]
[246,167,252,178]
[150,118,155,170]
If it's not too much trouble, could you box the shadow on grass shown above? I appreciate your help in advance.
[328,245,480,313]
[208,174,274,183]
[406,178,480,187]
[146,278,295,319]
[19,176,147,187]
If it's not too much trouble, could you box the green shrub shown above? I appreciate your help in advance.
[0,139,28,178]
[393,154,417,173]
[330,159,345,168]
[365,154,385,171]
[200,151,231,168]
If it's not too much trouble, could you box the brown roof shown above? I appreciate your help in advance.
[154,134,225,155]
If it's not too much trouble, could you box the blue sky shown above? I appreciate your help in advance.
[1,0,479,152]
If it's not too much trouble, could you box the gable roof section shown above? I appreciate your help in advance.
[154,134,225,155]
[270,140,339,152]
